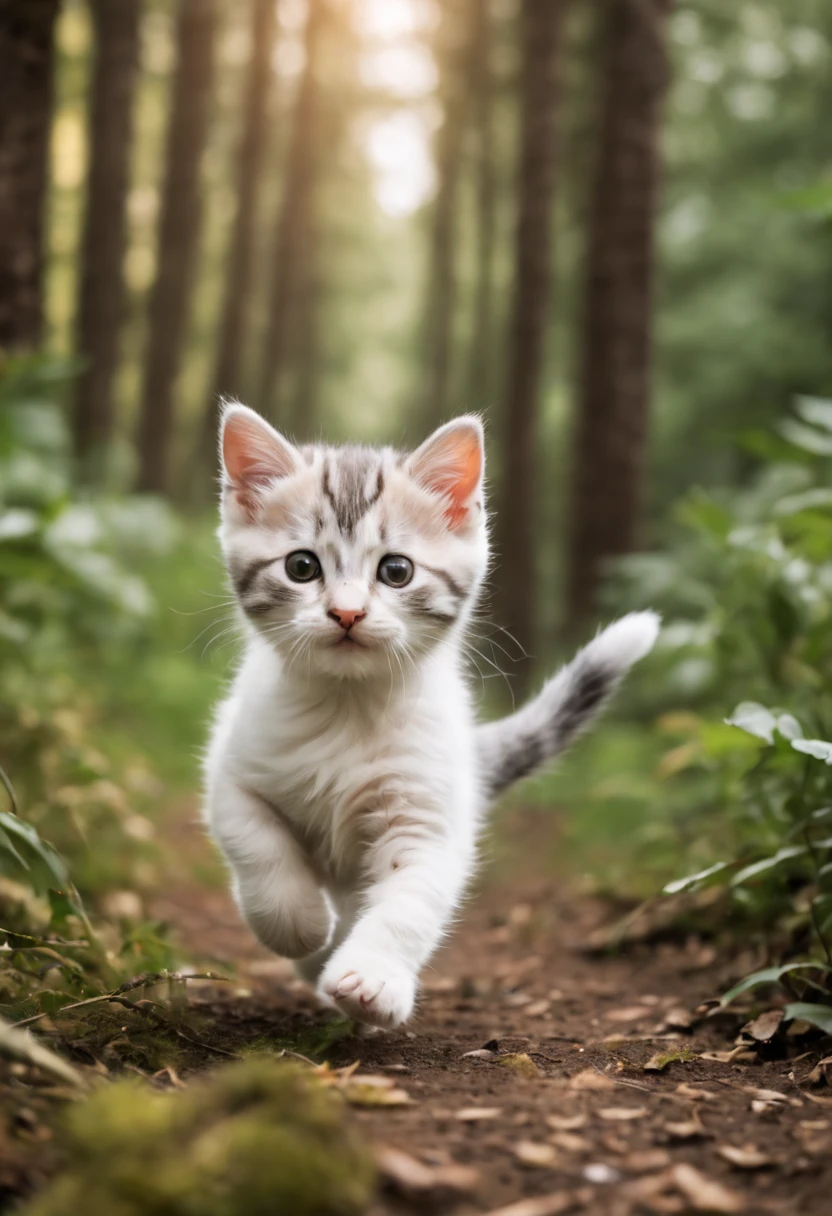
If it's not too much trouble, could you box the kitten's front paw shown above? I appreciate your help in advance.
[319,949,416,1028]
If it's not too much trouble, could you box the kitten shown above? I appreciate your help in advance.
[204,403,659,1028]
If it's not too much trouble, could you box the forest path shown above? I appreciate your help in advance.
[153,807,832,1216]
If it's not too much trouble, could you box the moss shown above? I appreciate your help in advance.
[25,1058,375,1216]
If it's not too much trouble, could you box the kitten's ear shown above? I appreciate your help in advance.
[220,403,300,516]
[407,416,485,530]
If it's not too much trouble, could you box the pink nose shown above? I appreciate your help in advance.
[328,608,366,631]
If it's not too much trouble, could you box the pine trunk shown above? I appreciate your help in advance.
[495,0,562,672]
[135,0,216,495]
[566,0,669,629]
[256,0,325,426]
[0,0,60,349]
[72,0,141,474]
[201,0,277,468]
[466,0,497,414]
[424,0,468,428]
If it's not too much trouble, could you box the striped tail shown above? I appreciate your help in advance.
[478,611,660,801]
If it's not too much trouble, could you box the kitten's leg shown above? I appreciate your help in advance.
[207,779,333,959]
[319,824,473,1028]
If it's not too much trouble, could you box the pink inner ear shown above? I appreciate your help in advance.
[413,425,483,528]
[223,411,296,488]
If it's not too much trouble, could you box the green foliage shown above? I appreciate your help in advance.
[24,1059,374,1216]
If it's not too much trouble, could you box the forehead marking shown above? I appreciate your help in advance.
[321,451,385,538]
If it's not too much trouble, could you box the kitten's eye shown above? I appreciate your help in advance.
[285,550,322,582]
[377,555,414,588]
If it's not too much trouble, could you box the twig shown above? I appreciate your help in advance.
[14,970,228,1028]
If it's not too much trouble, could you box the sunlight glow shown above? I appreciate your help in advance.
[357,0,436,218]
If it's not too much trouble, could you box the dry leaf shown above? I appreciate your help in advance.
[514,1139,558,1167]
[700,1046,756,1064]
[670,1163,745,1213]
[664,1115,710,1141]
[0,1017,85,1089]
[462,1048,498,1060]
[620,1148,672,1173]
[807,1055,832,1086]
[569,1068,615,1092]
[526,999,552,1017]
[549,1131,591,1153]
[455,1106,502,1121]
[717,1145,772,1170]
[741,1010,784,1043]
[496,1053,541,1079]
[482,1193,580,1216]
[599,1106,648,1122]
[662,1007,695,1031]
[675,1083,716,1102]
[620,1170,685,1213]
[741,1085,800,1107]
[375,1145,479,1195]
[583,1162,622,1184]
[546,1112,587,1131]
[604,1006,648,1023]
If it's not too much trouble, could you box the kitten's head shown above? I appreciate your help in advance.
[219,403,489,680]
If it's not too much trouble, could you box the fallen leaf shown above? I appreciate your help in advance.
[670,1163,745,1212]
[599,1106,648,1122]
[514,1139,558,1168]
[741,1009,784,1043]
[375,1145,479,1195]
[620,1170,685,1213]
[526,999,552,1017]
[645,1048,697,1072]
[455,1106,502,1122]
[497,1053,541,1079]
[505,992,533,1008]
[0,1017,85,1089]
[662,1007,695,1031]
[546,1113,588,1131]
[741,1085,800,1107]
[664,1115,710,1141]
[716,1145,772,1170]
[799,1118,830,1130]
[620,1148,672,1173]
[461,1048,498,1060]
[569,1068,615,1092]
[700,1046,756,1064]
[807,1055,832,1086]
[675,1083,716,1102]
[482,1193,581,1216]
[549,1131,591,1153]
[604,1006,648,1023]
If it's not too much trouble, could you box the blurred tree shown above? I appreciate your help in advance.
[566,0,670,628]
[72,0,141,477]
[257,0,327,429]
[0,0,60,349]
[495,0,562,672]
[135,0,216,494]
[200,0,279,474]
[465,0,497,416]
[423,0,470,428]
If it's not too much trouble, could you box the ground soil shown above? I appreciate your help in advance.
[148,806,832,1216]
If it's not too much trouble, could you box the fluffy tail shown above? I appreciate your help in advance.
[478,611,660,801]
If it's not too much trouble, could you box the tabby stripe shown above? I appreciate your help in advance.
[234,556,281,595]
[420,563,467,601]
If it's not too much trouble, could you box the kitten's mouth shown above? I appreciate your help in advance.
[334,633,365,649]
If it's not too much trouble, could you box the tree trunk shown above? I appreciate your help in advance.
[135,0,216,495]
[465,0,497,415]
[423,0,469,429]
[256,0,326,426]
[201,0,278,469]
[72,0,141,476]
[0,0,60,350]
[566,0,669,629]
[494,0,562,672]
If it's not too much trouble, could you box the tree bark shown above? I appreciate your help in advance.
[72,0,141,475]
[0,0,60,350]
[423,0,469,429]
[566,0,669,629]
[135,0,216,495]
[256,0,326,426]
[494,0,562,671]
[201,0,278,467]
[466,0,497,415]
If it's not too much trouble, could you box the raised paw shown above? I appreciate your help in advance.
[319,949,416,1029]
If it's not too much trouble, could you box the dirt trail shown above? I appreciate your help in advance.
[153,808,832,1216]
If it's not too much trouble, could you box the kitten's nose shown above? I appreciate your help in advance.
[328,608,366,631]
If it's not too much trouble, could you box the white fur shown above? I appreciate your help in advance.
[204,406,658,1027]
